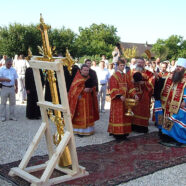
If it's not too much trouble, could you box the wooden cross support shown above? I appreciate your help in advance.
[8,58,89,186]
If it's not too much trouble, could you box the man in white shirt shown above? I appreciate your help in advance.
[0,55,7,67]
[14,54,29,103]
[130,58,136,70]
[96,61,110,113]
[168,60,176,72]
[145,60,153,72]
[0,58,18,121]
[101,55,109,68]
[91,60,98,71]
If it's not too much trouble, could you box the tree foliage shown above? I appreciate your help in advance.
[0,23,120,59]
[0,24,42,57]
[75,23,120,58]
[151,35,186,60]
[48,27,77,57]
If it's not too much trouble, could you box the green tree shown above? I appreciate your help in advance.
[151,39,168,60]
[177,40,186,58]
[151,35,186,60]
[165,35,183,59]
[0,23,121,59]
[75,23,120,58]
[0,24,42,57]
[48,27,77,57]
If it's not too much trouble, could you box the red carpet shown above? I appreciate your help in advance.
[0,132,185,186]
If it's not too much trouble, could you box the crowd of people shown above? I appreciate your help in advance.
[0,51,185,147]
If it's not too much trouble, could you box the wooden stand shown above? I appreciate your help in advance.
[9,58,88,186]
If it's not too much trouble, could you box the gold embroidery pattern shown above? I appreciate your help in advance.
[163,118,174,131]
[128,88,136,94]
[113,73,119,81]
[158,115,163,125]
[109,122,131,127]
[110,88,119,94]
[134,115,149,120]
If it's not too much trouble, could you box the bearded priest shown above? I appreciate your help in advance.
[157,58,186,146]
[130,57,155,133]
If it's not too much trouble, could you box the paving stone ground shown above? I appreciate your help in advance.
[0,95,185,186]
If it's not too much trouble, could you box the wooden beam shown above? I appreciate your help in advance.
[37,101,67,112]
[24,164,47,173]
[40,131,71,182]
[48,169,89,185]
[18,122,47,170]
[29,60,61,71]
[9,168,41,184]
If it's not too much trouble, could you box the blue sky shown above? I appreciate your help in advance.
[1,0,186,44]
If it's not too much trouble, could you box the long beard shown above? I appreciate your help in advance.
[135,65,144,72]
[172,69,185,83]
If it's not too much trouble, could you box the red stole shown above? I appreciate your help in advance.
[108,71,136,135]
[158,71,168,78]
[130,69,155,127]
[68,71,88,118]
[68,71,99,129]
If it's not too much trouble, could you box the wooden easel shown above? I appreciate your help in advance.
[8,58,88,186]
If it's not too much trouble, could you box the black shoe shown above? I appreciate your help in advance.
[27,117,41,120]
[123,134,130,141]
[113,134,129,141]
[76,134,84,138]
[132,124,148,133]
[176,142,184,147]
[160,134,176,143]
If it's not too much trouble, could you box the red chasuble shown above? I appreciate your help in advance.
[158,71,168,79]
[68,71,99,131]
[130,69,155,127]
[108,71,136,135]
[161,72,186,116]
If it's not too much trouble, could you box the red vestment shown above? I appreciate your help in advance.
[108,71,136,135]
[130,69,155,127]
[158,71,168,79]
[68,71,99,135]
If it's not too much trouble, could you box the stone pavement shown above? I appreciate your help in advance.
[0,98,185,186]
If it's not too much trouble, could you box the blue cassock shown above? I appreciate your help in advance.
[154,100,164,130]
[155,88,186,144]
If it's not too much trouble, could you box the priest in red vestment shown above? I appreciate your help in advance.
[130,58,155,133]
[68,64,99,136]
[158,61,169,79]
[108,59,138,140]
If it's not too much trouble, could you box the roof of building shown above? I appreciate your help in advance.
[120,42,154,57]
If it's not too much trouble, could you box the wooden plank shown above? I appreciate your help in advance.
[9,168,41,184]
[48,170,89,185]
[29,60,61,71]
[18,122,47,170]
[56,68,80,172]
[24,164,47,173]
[40,131,71,182]
[37,101,67,112]
[33,68,54,158]
[41,107,54,159]
[55,165,76,176]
